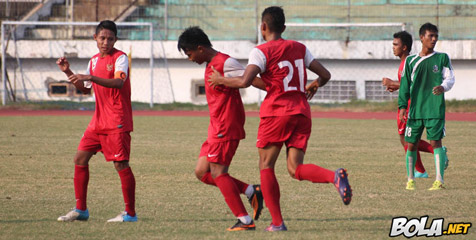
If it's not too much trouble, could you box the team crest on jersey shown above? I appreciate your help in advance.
[433,65,439,73]
[107,64,113,72]
[91,57,98,71]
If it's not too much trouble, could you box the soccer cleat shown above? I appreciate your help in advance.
[334,168,352,205]
[107,211,138,222]
[428,180,445,191]
[57,208,89,222]
[442,146,449,170]
[227,220,256,231]
[406,180,415,190]
[248,185,264,220]
[265,222,288,232]
[414,171,429,178]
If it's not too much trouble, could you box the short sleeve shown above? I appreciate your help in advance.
[84,60,92,88]
[223,58,245,78]
[115,54,129,78]
[304,48,314,68]
[247,48,266,73]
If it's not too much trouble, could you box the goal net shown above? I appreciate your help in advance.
[1,21,174,107]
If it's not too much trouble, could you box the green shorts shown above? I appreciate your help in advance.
[404,119,446,143]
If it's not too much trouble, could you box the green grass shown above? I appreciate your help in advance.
[0,115,475,239]
[1,99,476,112]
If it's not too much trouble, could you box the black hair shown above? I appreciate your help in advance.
[419,22,438,36]
[393,31,413,52]
[262,6,285,33]
[96,20,117,36]
[177,26,212,53]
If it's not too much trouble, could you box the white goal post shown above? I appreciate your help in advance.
[1,21,171,107]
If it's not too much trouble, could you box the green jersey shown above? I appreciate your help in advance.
[398,52,455,120]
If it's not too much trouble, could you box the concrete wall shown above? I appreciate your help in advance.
[3,39,475,103]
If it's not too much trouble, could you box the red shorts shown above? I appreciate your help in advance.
[397,107,409,135]
[199,140,240,166]
[397,118,406,135]
[257,114,311,153]
[78,130,131,162]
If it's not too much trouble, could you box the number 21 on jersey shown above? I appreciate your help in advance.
[278,59,305,92]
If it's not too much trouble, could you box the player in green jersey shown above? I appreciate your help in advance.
[398,22,455,191]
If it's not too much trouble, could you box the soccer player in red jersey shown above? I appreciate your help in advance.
[382,31,443,179]
[177,26,265,231]
[56,20,137,222]
[209,6,352,231]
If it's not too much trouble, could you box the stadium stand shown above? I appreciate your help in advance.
[3,0,476,41]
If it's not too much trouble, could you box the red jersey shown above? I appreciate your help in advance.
[85,48,133,134]
[249,39,312,118]
[398,57,405,82]
[204,52,245,142]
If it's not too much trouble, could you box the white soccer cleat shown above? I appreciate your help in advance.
[57,208,89,222]
[107,211,137,222]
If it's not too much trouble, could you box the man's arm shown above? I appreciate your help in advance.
[382,77,400,92]
[398,59,411,122]
[433,54,455,95]
[251,77,266,91]
[223,57,266,91]
[69,54,128,89]
[69,74,124,89]
[305,59,331,99]
[208,64,260,89]
[56,57,91,94]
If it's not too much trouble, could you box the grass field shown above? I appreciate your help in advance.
[0,115,475,239]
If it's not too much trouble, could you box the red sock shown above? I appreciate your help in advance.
[74,165,89,211]
[415,151,426,173]
[418,140,434,154]
[295,164,334,183]
[260,168,283,226]
[200,172,216,186]
[404,145,426,173]
[214,173,247,217]
[200,172,248,194]
[118,167,136,217]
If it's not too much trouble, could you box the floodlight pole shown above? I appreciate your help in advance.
[150,23,154,108]
[2,23,6,106]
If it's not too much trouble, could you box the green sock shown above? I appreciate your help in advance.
[434,147,446,183]
[406,150,417,180]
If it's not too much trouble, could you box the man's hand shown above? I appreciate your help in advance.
[382,77,399,92]
[68,74,90,85]
[207,66,223,87]
[398,108,407,124]
[56,57,70,73]
[433,86,444,95]
[305,80,319,100]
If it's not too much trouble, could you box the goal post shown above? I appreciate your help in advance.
[1,21,173,107]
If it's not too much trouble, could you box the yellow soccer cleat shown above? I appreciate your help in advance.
[406,180,415,190]
[428,180,445,191]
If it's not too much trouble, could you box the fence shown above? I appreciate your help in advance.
[1,1,475,105]
[4,1,476,42]
[1,20,175,106]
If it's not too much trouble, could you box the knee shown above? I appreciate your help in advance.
[194,168,206,181]
[114,161,130,171]
[407,143,417,151]
[74,156,87,166]
[287,168,297,179]
[209,169,221,179]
